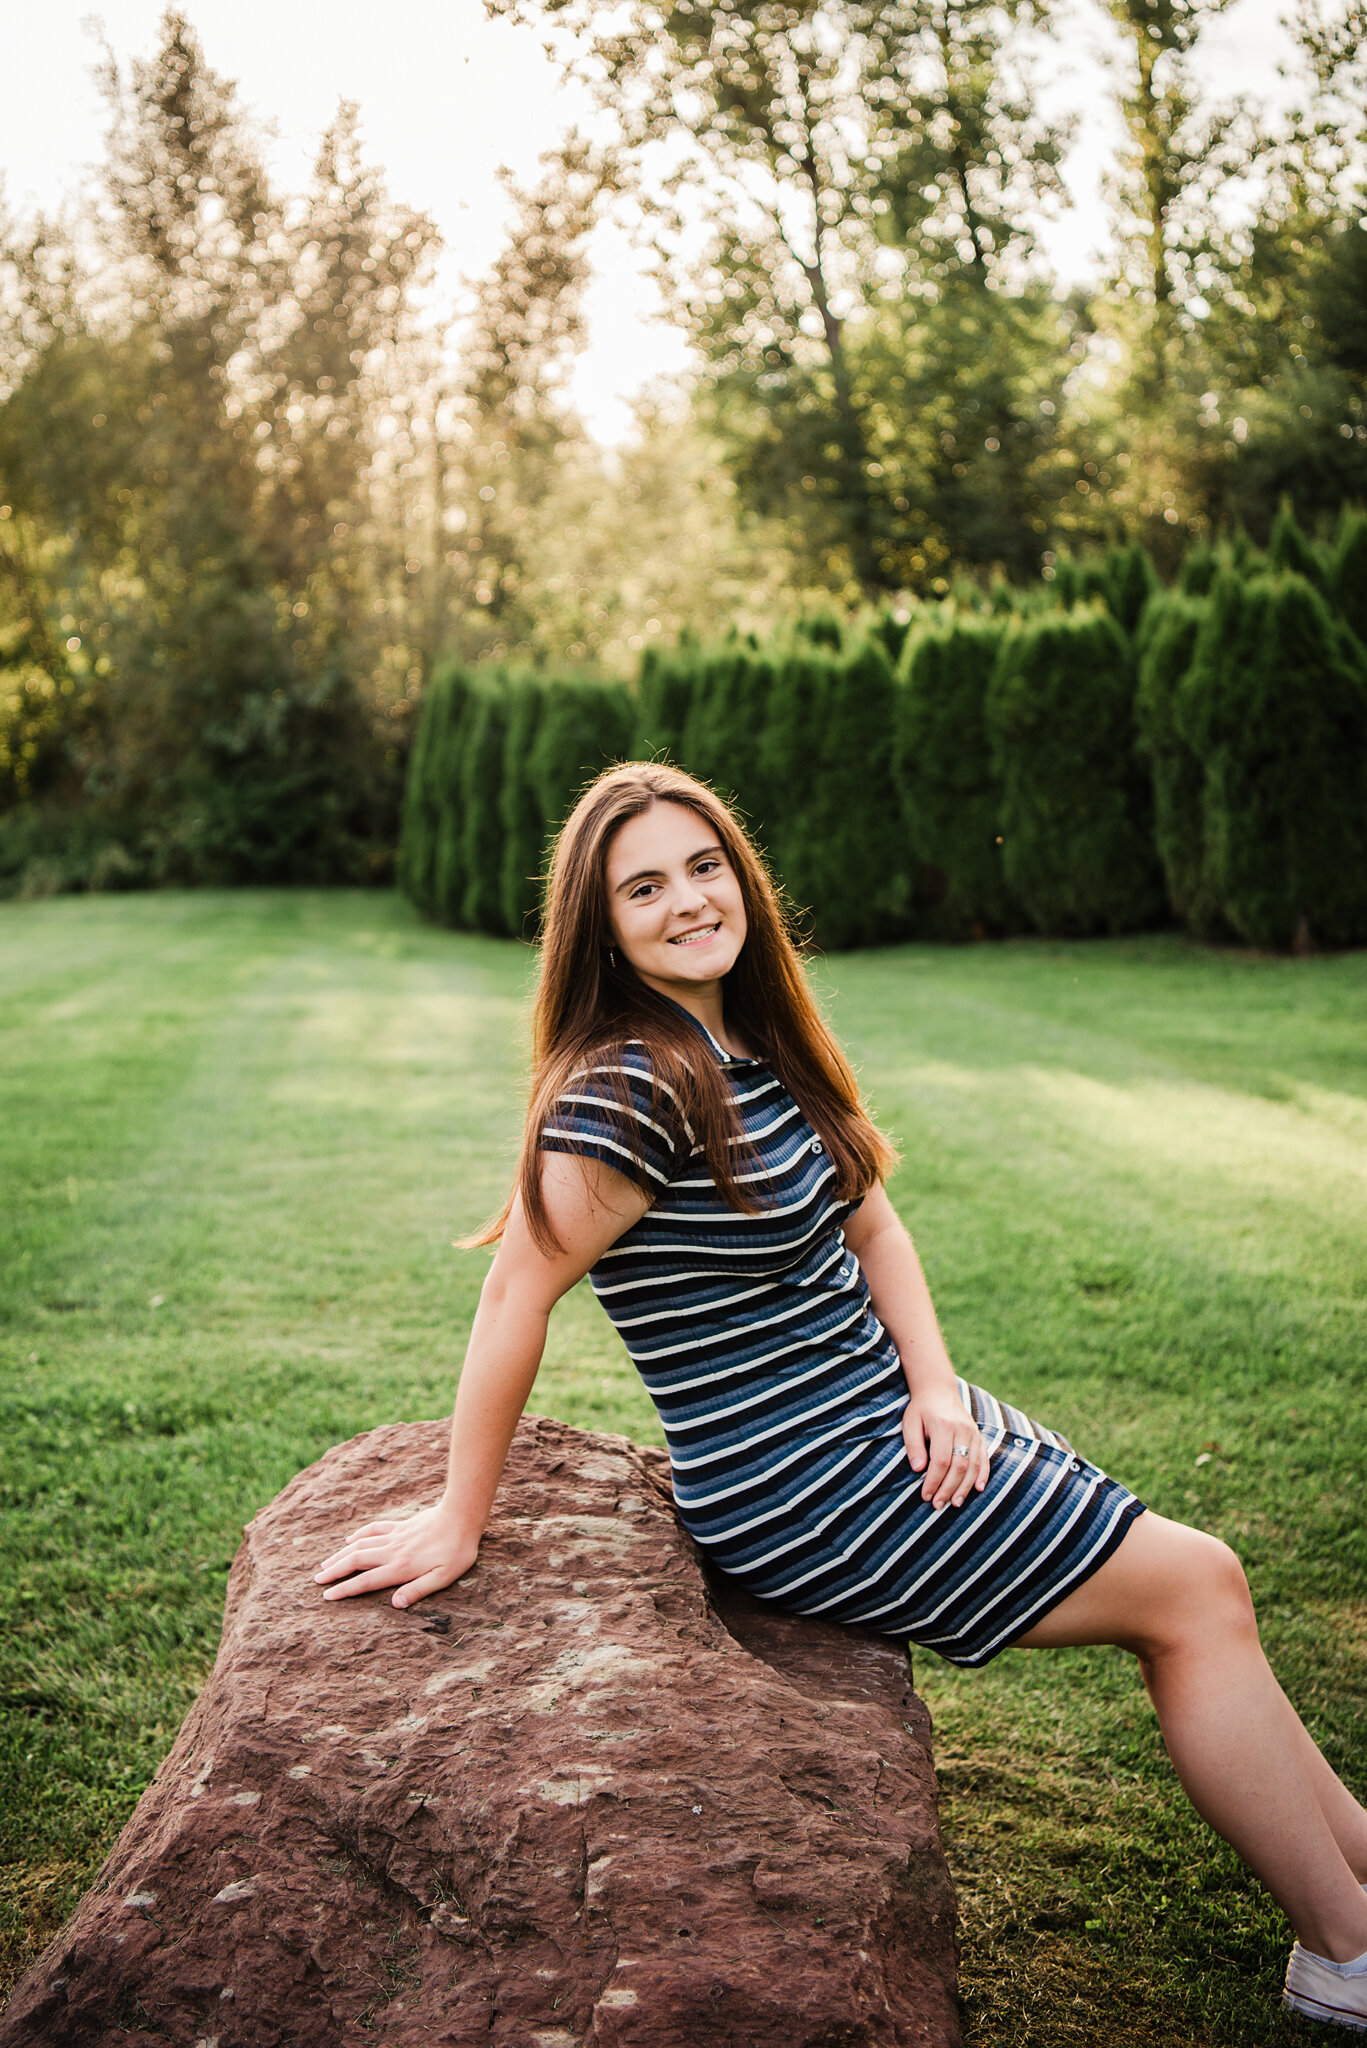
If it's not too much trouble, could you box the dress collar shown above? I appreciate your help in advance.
[654,990,759,1069]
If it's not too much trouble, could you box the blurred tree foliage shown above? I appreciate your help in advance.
[489,0,1367,586]
[0,13,440,885]
[438,137,780,672]
[488,0,1078,597]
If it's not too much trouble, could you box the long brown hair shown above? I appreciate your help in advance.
[465,760,896,1254]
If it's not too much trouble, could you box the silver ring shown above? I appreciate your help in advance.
[952,1444,971,1457]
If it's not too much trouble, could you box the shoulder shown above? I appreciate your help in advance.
[541,1038,688,1187]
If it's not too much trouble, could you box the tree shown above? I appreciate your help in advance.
[441,139,606,658]
[0,10,440,886]
[486,0,1072,595]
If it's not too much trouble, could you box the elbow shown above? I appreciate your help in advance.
[478,1253,557,1326]
[479,1260,511,1315]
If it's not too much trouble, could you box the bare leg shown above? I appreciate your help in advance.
[1014,1510,1367,1962]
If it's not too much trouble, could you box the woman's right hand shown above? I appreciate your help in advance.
[313,1501,480,1610]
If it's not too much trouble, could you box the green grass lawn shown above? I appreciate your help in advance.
[2,889,1364,2045]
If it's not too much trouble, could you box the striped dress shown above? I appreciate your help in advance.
[540,1001,1145,1667]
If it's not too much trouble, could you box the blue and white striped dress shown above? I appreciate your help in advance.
[540,1001,1145,1667]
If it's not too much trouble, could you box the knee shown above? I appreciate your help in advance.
[1138,1528,1258,1662]
[1199,1534,1257,1633]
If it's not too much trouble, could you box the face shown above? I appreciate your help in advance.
[604,801,748,995]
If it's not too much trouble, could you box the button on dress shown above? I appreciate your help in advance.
[540,1003,1145,1667]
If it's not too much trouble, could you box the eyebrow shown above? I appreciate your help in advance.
[613,843,726,894]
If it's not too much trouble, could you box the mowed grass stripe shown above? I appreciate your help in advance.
[1,893,1363,2046]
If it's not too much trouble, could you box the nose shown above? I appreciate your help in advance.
[669,874,710,916]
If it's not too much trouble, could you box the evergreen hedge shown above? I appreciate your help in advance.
[755,644,833,930]
[1134,591,1219,935]
[1179,572,1367,947]
[396,658,476,921]
[802,636,922,948]
[894,618,1020,935]
[396,514,1367,952]
[1331,508,1367,650]
[987,609,1167,936]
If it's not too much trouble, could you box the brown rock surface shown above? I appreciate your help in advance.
[3,1415,958,2047]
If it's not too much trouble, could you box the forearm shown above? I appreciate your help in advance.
[313,1157,651,1608]
[857,1217,958,1400]
[439,1279,549,1537]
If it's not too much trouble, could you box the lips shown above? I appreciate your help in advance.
[667,922,721,946]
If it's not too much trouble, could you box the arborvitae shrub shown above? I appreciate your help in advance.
[678,646,734,787]
[395,668,439,914]
[499,671,548,937]
[527,678,636,851]
[1330,507,1367,650]
[1052,546,1156,635]
[894,618,1020,933]
[800,608,845,651]
[460,680,514,934]
[1102,542,1160,636]
[1133,592,1220,933]
[397,659,477,923]
[1179,571,1367,947]
[804,636,921,947]
[1179,544,1219,597]
[757,645,837,927]
[680,645,776,832]
[869,609,914,665]
[1050,555,1094,610]
[1267,502,1329,589]
[987,609,1166,935]
[635,644,698,762]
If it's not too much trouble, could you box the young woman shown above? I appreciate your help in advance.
[316,762,1367,2031]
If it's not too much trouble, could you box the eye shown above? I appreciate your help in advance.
[693,857,722,877]
[628,880,660,901]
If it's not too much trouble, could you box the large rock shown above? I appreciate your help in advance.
[3,1416,958,2047]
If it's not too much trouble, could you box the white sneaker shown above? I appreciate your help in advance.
[1284,1942,1367,2029]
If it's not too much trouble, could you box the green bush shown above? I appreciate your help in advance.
[499,671,549,937]
[635,642,698,764]
[894,618,1020,933]
[1052,542,1157,637]
[527,678,636,849]
[1179,571,1367,947]
[1178,543,1219,597]
[396,660,477,922]
[802,635,923,948]
[1267,502,1329,589]
[1103,541,1161,636]
[987,609,1166,935]
[1329,506,1367,651]
[755,644,833,926]
[678,644,777,833]
[1134,591,1221,935]
[458,680,513,934]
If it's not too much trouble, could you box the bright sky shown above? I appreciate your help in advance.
[0,0,1298,442]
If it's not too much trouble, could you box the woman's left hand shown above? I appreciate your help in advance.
[902,1390,992,1509]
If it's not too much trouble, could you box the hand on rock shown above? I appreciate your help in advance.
[313,1503,480,1609]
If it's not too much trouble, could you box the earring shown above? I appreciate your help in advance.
[608,946,619,970]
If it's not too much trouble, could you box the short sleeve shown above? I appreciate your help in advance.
[539,1044,682,1193]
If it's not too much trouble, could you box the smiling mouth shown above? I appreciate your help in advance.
[667,922,721,947]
